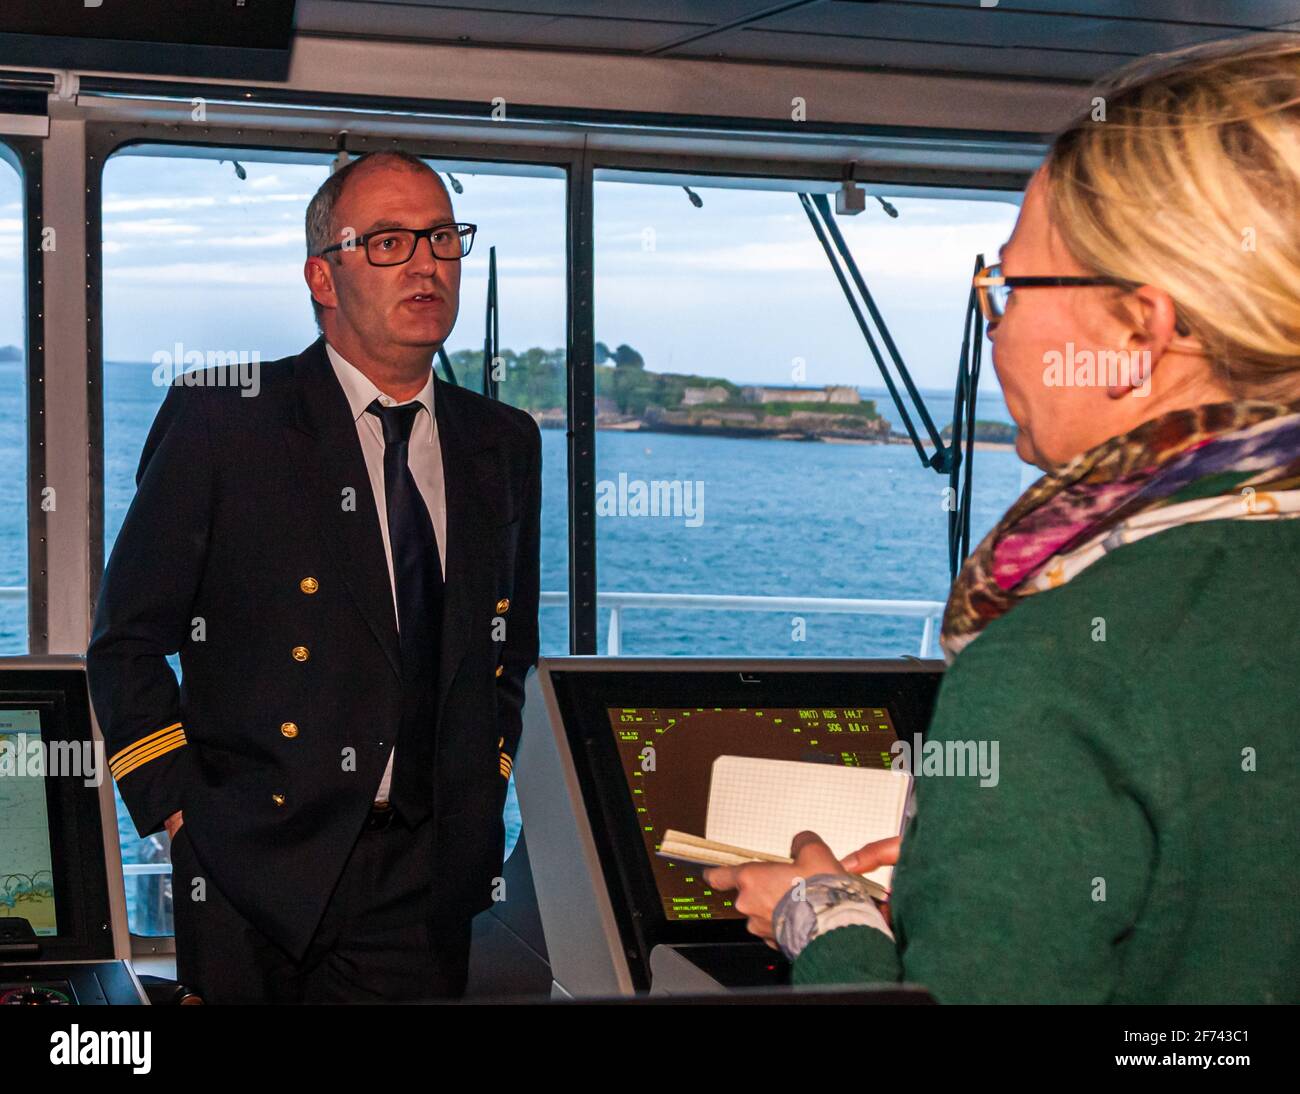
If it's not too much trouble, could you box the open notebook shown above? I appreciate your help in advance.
[657,755,912,900]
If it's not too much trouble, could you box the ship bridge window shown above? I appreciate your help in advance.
[592,173,1028,658]
[0,146,27,655]
[100,147,566,936]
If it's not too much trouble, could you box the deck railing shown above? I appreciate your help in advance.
[538,589,944,659]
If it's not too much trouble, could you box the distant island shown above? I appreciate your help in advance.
[449,342,892,443]
[445,342,1019,447]
[942,419,1019,445]
[0,344,21,362]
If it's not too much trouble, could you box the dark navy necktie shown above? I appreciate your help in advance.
[366,398,444,826]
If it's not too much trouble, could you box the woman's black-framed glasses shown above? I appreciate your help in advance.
[972,262,1137,323]
[317,222,478,266]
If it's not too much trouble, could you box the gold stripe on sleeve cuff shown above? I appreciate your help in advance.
[112,732,187,779]
[110,723,187,780]
[109,721,184,771]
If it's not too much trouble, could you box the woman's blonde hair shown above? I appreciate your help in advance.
[1046,33,1300,397]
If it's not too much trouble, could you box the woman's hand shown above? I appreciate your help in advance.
[703,831,851,949]
[841,835,901,926]
[840,835,901,875]
[703,832,904,947]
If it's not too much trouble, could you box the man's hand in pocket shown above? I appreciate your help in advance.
[164,810,184,840]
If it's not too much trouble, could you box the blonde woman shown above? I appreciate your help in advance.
[706,35,1300,1003]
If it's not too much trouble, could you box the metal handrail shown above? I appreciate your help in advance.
[538,589,944,658]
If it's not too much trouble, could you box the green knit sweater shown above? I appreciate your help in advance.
[793,518,1300,1003]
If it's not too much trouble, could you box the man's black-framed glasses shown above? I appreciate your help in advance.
[972,262,1137,323]
[317,222,478,266]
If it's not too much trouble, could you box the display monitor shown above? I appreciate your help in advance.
[0,705,61,936]
[0,661,117,963]
[544,659,944,989]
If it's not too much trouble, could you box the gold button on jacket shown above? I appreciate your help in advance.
[495,664,504,678]
[291,645,310,662]
[496,597,510,614]
[272,793,286,806]
[299,576,319,594]
[280,721,299,738]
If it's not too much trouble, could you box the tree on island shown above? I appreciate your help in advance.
[447,341,733,418]
[611,343,644,369]
[609,344,654,414]
[942,419,1018,444]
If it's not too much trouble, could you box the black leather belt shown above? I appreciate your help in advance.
[365,801,397,831]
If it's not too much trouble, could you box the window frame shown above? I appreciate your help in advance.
[88,129,583,957]
[0,136,47,655]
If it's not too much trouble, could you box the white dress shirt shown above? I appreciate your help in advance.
[325,342,447,804]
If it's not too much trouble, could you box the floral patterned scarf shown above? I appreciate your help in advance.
[941,398,1300,660]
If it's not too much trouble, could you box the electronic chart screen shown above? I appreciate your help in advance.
[608,705,899,923]
[0,663,117,962]
[0,706,60,936]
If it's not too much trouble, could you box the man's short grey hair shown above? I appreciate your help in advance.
[305,150,441,331]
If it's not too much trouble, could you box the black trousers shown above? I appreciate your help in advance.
[170,808,471,1004]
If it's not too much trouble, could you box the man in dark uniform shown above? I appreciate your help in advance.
[87,151,541,1003]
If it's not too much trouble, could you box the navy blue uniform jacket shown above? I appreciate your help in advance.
[87,336,541,962]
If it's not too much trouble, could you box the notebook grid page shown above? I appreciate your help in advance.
[706,756,909,888]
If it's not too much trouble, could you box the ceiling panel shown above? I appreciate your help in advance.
[757,4,1261,55]
[332,0,774,15]
[305,4,563,43]
[296,0,1300,83]
[669,29,1126,81]
[505,15,719,51]
[883,0,1300,29]
[304,3,703,51]
[302,0,778,29]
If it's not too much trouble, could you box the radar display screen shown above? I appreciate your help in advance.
[607,705,899,922]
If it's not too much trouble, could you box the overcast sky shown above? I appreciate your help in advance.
[0,151,1022,395]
